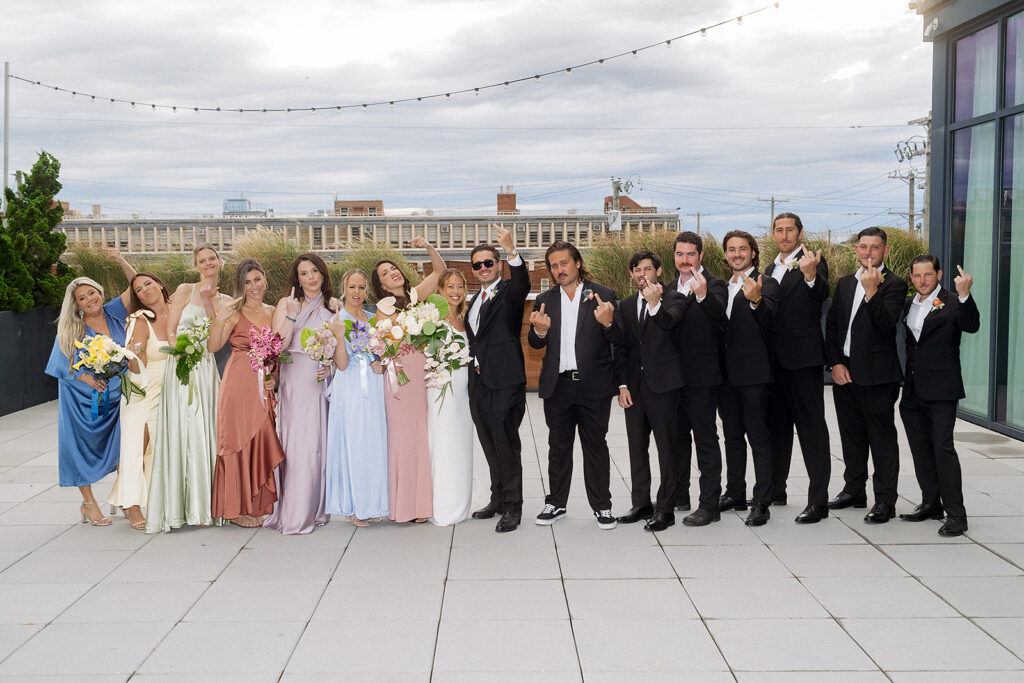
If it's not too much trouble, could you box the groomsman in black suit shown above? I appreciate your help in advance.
[826,227,908,523]
[719,230,781,526]
[899,255,980,536]
[528,242,622,529]
[668,231,728,526]
[764,212,832,524]
[465,225,531,533]
[613,251,686,532]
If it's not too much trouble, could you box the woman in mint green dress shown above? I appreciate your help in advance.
[146,244,231,533]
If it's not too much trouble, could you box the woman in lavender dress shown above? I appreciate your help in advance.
[264,253,339,535]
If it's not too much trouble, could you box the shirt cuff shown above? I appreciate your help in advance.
[618,384,627,390]
[507,254,523,267]
[958,294,969,303]
[648,301,662,316]
[695,294,705,303]
[805,277,816,287]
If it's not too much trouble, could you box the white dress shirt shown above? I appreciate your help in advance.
[907,285,941,342]
[677,267,706,302]
[726,266,756,319]
[843,264,886,358]
[468,253,522,335]
[558,285,583,373]
[771,247,816,287]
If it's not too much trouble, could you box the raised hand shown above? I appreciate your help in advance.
[861,265,883,299]
[954,265,973,299]
[199,283,219,305]
[799,249,822,282]
[329,314,346,339]
[530,303,551,335]
[593,293,615,327]
[494,224,515,253]
[690,269,707,298]
[640,281,663,308]
[741,274,763,303]
[214,295,242,318]
[284,287,300,318]
[103,247,126,263]
[409,235,429,249]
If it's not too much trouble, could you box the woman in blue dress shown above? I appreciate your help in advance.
[325,269,389,526]
[44,276,133,526]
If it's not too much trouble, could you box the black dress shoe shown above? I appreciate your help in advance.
[745,504,770,526]
[675,500,692,512]
[772,496,788,506]
[794,505,828,524]
[682,508,721,526]
[616,506,654,524]
[827,492,868,510]
[864,502,896,524]
[899,503,944,522]
[472,501,501,519]
[719,494,748,512]
[495,509,521,533]
[643,512,675,532]
[938,516,968,537]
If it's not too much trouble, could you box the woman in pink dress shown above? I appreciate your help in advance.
[370,236,446,523]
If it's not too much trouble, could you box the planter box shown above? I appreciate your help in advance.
[0,307,60,417]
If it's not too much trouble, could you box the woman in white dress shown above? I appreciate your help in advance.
[427,269,474,526]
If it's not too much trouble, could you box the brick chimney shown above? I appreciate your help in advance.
[497,185,518,215]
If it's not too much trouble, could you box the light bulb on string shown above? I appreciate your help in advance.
[504,81,509,88]
[534,74,540,80]
[599,59,605,66]
[701,28,707,36]
[737,16,743,24]
[665,40,671,48]
[631,50,637,58]
[565,67,571,74]
[474,88,479,95]
[389,101,395,107]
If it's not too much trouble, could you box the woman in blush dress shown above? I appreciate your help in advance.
[107,270,172,530]
[208,259,286,528]
[370,236,446,523]
[325,269,389,527]
[427,269,474,526]
[146,243,231,533]
[264,253,340,535]
[44,275,133,526]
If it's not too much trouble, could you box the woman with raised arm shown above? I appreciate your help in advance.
[325,269,389,526]
[106,271,172,530]
[209,259,286,528]
[146,243,229,533]
[44,273,133,526]
[371,235,446,523]
[264,253,339,535]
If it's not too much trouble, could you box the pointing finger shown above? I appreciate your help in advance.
[593,293,604,305]
[957,265,966,276]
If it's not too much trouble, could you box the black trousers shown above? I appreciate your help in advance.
[769,364,832,506]
[543,375,613,511]
[623,381,679,515]
[675,384,723,511]
[469,376,526,512]
[899,380,966,518]
[834,381,901,506]
[719,382,774,505]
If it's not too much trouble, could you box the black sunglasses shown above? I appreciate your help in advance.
[472,259,496,271]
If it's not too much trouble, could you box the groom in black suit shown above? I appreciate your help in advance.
[465,225,531,533]
[899,255,980,537]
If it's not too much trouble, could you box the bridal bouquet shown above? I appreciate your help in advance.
[423,322,473,409]
[161,316,211,388]
[73,334,146,404]
[301,322,337,383]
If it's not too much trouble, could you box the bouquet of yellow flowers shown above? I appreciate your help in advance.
[73,334,146,404]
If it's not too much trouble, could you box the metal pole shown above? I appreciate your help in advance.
[908,170,916,232]
[3,61,9,217]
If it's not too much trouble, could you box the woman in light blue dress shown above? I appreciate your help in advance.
[325,269,389,526]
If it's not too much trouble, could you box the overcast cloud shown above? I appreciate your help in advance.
[0,0,932,238]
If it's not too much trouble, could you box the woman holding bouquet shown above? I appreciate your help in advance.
[370,236,446,523]
[45,276,133,526]
[107,270,172,530]
[265,253,339,534]
[325,269,389,526]
[208,259,286,528]
[146,243,229,533]
[427,269,474,526]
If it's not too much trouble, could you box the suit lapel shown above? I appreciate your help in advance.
[919,289,950,341]
[476,283,502,335]
[576,282,592,340]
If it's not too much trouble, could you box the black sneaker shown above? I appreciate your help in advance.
[535,504,566,525]
[594,509,617,530]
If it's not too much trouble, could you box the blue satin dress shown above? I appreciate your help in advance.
[44,297,129,487]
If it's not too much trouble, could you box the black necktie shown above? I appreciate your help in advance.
[639,300,649,327]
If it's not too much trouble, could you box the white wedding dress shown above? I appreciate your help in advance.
[427,327,473,526]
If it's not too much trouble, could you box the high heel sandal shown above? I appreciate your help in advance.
[80,502,112,527]
[112,505,146,530]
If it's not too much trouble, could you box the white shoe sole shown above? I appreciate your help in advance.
[596,519,617,530]
[535,512,566,525]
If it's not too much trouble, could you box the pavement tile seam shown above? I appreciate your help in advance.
[967,618,1024,668]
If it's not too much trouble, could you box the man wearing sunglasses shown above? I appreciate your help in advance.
[466,225,531,532]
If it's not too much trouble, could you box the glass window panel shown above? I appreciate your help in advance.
[951,122,995,417]
[955,23,998,121]
[999,115,1024,429]
[1007,12,1024,106]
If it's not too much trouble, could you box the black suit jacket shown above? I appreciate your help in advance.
[825,266,908,386]
[722,269,780,386]
[903,288,981,402]
[528,281,621,400]
[764,249,829,370]
[613,289,686,395]
[666,272,728,388]
[465,258,531,390]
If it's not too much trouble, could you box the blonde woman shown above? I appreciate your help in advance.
[44,276,132,526]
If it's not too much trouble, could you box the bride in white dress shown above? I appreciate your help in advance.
[427,269,474,526]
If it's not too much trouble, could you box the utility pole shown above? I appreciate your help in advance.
[757,195,789,231]
[897,113,931,240]
[686,211,710,232]
[888,169,917,232]
[3,61,9,218]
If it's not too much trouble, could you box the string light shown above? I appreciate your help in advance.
[6,3,779,114]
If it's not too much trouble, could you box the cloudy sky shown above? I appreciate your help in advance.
[1,0,932,238]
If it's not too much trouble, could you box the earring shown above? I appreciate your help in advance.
[76,308,84,319]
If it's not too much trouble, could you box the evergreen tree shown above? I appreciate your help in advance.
[0,151,73,311]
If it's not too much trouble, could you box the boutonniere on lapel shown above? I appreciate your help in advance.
[582,288,595,301]
[481,284,501,303]
[788,260,800,271]
[930,298,945,312]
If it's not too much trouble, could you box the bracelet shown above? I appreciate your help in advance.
[750,298,762,306]
[286,315,296,322]
[535,330,547,339]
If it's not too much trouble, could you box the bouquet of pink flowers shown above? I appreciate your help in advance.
[367,314,411,386]
[301,322,337,383]
[247,326,291,372]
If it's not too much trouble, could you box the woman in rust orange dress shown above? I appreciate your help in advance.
[208,259,286,527]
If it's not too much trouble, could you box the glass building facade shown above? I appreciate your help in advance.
[926,0,1024,438]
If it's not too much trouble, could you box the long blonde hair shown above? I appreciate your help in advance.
[57,277,105,363]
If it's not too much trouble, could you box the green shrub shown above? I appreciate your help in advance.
[586,229,681,298]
